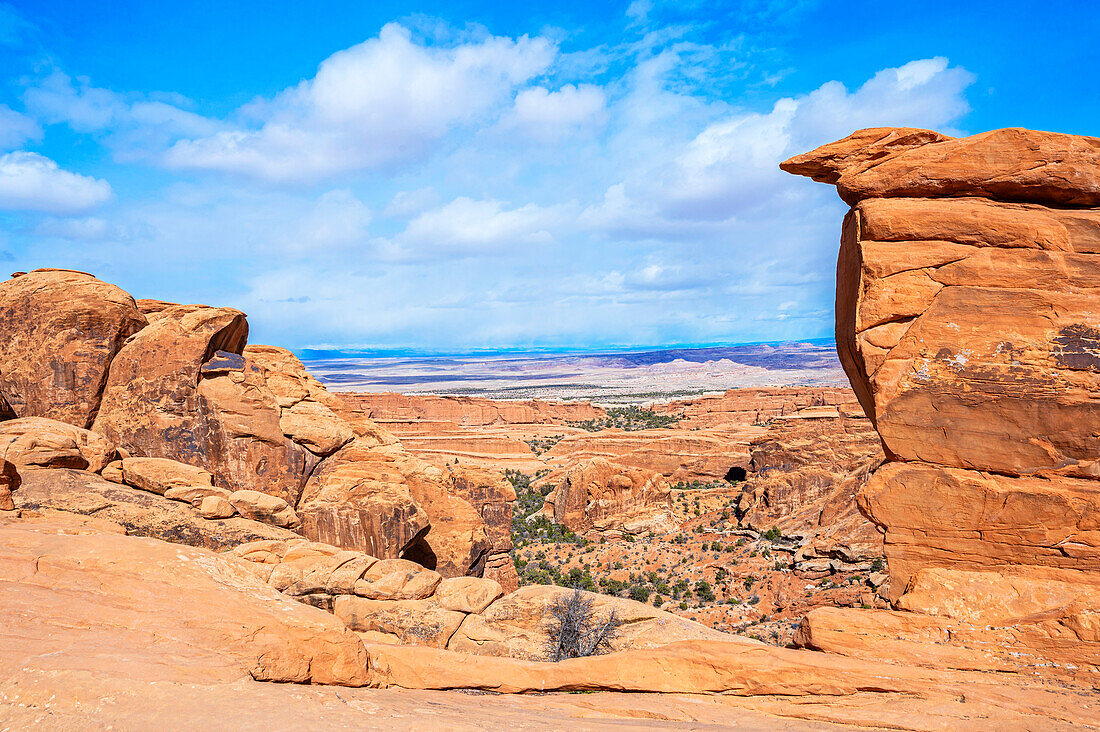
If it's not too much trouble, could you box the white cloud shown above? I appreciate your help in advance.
[164,23,556,182]
[500,84,607,141]
[590,57,974,229]
[383,187,440,218]
[0,104,39,150]
[23,71,223,160]
[0,152,112,214]
[398,197,570,253]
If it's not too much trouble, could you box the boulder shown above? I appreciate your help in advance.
[101,459,124,483]
[12,468,297,551]
[447,585,734,660]
[0,459,16,510]
[333,596,465,648]
[0,417,117,472]
[163,484,233,507]
[0,511,371,686]
[200,495,236,519]
[121,457,214,496]
[229,490,299,528]
[353,558,442,600]
[280,400,354,456]
[0,269,147,428]
[434,576,503,614]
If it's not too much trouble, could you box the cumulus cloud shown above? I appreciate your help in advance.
[499,84,607,141]
[397,197,571,253]
[0,152,112,214]
[0,104,39,150]
[24,71,222,160]
[592,57,974,228]
[163,24,556,182]
[383,187,440,218]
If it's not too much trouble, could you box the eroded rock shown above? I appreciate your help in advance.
[0,269,147,428]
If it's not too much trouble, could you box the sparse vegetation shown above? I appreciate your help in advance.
[567,406,678,432]
[544,588,621,661]
[525,435,564,455]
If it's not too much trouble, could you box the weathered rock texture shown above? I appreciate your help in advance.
[538,457,675,536]
[91,305,318,504]
[0,269,147,428]
[231,539,731,659]
[784,126,1100,681]
[737,405,884,566]
[0,269,504,582]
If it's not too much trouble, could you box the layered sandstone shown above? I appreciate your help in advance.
[783,126,1100,680]
[737,404,884,566]
[538,457,675,536]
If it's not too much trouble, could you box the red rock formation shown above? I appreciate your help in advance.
[539,457,674,536]
[342,392,604,426]
[0,269,147,427]
[737,405,884,565]
[441,465,519,591]
[783,126,1100,680]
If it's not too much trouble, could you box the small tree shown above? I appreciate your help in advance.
[544,588,621,662]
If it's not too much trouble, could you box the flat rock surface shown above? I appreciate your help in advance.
[12,468,298,551]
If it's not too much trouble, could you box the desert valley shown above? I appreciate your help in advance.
[1,126,1099,729]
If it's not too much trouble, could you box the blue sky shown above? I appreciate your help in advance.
[0,1,1096,352]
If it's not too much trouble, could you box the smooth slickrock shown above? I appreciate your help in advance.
[121,456,214,495]
[0,269,147,428]
[447,585,733,660]
[297,439,431,559]
[91,305,316,504]
[0,512,371,687]
[434,576,504,614]
[0,417,117,472]
[539,457,675,536]
[13,468,297,550]
[737,407,883,564]
[334,596,465,648]
[229,489,299,528]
